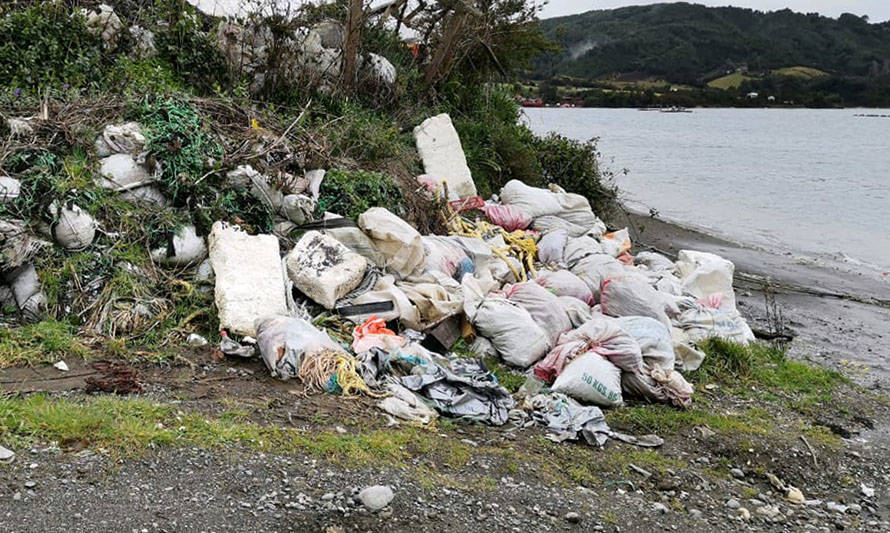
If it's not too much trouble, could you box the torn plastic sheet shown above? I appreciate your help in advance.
[527,393,611,447]
[527,393,664,448]
[401,357,515,426]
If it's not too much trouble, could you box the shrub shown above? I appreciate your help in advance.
[315,169,405,220]
[533,133,619,220]
[153,2,229,92]
[0,4,104,92]
[448,86,541,197]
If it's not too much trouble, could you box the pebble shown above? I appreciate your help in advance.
[726,498,740,509]
[24,481,36,489]
[0,445,14,463]
[826,502,848,514]
[358,485,394,512]
[13,492,21,501]
[738,507,751,521]
[564,512,581,523]
[730,468,744,479]
[861,484,875,498]
[689,509,702,519]
[652,502,668,514]
[786,486,805,504]
[757,505,781,519]
[321,492,335,501]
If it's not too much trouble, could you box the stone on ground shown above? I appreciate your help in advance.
[358,485,393,511]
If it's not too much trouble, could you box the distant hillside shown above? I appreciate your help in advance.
[532,3,890,85]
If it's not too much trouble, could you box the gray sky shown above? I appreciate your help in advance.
[538,1,890,22]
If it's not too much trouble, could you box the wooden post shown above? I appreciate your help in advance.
[342,0,364,92]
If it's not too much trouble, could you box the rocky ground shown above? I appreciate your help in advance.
[1,341,889,532]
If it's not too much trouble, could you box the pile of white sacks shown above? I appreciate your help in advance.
[219,181,755,410]
[204,112,755,411]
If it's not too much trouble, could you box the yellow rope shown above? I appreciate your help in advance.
[443,205,538,282]
[298,349,384,397]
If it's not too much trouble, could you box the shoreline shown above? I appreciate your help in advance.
[623,210,890,388]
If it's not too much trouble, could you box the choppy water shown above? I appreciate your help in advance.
[523,107,890,271]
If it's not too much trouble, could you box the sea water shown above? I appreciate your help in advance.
[524,107,890,271]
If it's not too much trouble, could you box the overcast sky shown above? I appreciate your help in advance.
[538,1,890,22]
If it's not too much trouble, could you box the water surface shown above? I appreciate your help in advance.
[523,107,890,270]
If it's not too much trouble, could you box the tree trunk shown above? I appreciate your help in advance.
[342,0,364,92]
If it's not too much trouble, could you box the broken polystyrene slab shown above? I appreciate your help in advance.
[413,114,476,200]
[208,221,287,337]
[285,231,367,309]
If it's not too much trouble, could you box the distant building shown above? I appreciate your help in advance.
[767,95,776,102]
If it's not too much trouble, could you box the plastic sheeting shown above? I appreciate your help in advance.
[401,357,515,425]
[527,393,610,447]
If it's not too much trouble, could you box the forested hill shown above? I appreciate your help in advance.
[532,2,890,84]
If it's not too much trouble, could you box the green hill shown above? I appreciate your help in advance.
[532,3,890,84]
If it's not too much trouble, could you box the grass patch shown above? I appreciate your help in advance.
[0,394,477,468]
[314,168,405,220]
[773,66,829,79]
[707,71,759,89]
[690,339,847,395]
[606,403,773,436]
[483,357,526,393]
[0,320,90,368]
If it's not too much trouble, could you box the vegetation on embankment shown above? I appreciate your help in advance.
[0,1,618,357]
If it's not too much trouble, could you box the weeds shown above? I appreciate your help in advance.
[314,169,405,220]
[135,96,222,203]
[691,339,847,395]
[0,319,90,367]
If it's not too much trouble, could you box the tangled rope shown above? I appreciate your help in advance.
[445,214,538,282]
[298,349,383,397]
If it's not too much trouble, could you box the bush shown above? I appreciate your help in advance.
[314,169,405,220]
[533,133,618,220]
[153,2,229,92]
[0,4,104,92]
[448,87,541,197]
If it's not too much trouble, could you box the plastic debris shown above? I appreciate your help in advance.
[352,316,404,353]
[51,204,96,251]
[256,315,346,381]
[401,356,516,425]
[151,225,207,266]
[527,392,611,447]
[53,360,69,372]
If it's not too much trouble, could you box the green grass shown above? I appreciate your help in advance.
[606,403,774,436]
[690,339,846,393]
[483,357,526,393]
[773,66,828,79]
[707,71,759,89]
[0,394,476,466]
[0,320,90,367]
